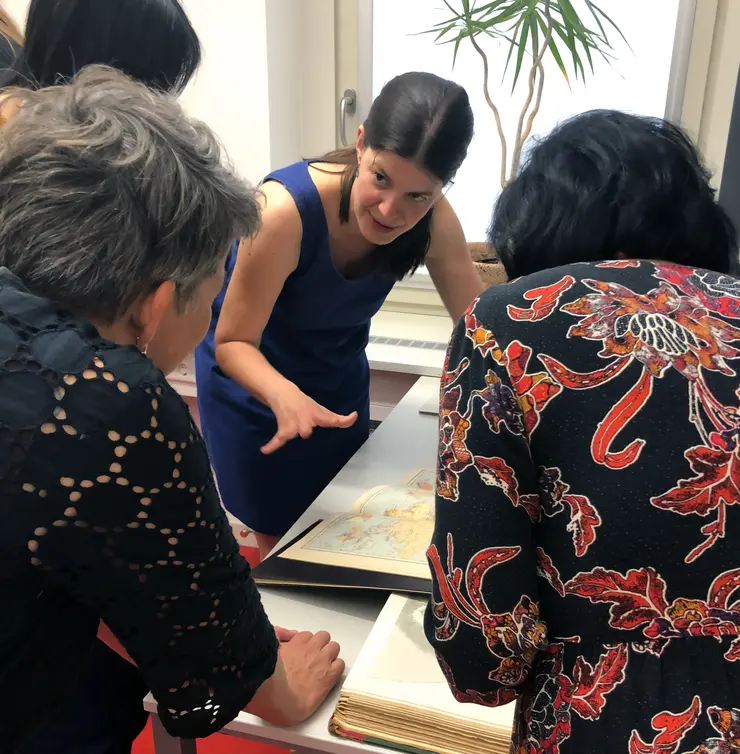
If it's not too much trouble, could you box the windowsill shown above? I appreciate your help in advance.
[167,310,453,399]
[395,265,435,290]
[367,310,451,377]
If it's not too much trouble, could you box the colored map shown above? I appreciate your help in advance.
[302,513,433,564]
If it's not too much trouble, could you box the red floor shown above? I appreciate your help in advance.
[132,545,290,754]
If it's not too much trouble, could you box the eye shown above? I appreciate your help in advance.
[373,172,387,185]
[408,193,429,203]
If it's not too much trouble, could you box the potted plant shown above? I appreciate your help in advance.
[422,0,627,285]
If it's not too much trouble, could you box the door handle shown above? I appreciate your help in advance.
[339,88,357,147]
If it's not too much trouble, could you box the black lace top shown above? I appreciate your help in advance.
[0,269,278,749]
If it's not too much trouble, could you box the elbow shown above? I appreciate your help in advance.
[213,339,257,373]
[434,646,525,707]
[213,340,232,372]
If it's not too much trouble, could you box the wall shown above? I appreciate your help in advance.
[372,0,682,242]
[179,0,272,183]
[693,0,740,186]
[181,0,337,178]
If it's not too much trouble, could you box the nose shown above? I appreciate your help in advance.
[377,196,400,221]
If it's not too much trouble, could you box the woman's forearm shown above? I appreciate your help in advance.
[215,340,296,407]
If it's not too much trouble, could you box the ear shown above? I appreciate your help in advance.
[129,281,177,350]
[356,125,365,159]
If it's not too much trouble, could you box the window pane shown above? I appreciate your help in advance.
[372,0,682,242]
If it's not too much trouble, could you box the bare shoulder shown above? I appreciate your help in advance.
[258,180,302,234]
[234,180,303,274]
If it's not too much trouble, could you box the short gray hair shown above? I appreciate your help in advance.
[0,65,259,322]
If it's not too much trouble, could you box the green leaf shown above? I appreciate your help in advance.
[549,37,569,84]
[511,14,532,91]
[452,34,463,67]
[586,1,630,48]
[418,0,628,92]
[534,11,569,84]
[503,13,527,79]
[479,3,529,29]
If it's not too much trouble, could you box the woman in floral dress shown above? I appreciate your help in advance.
[426,111,740,753]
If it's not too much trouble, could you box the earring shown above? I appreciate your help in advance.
[354,167,359,178]
[136,336,148,356]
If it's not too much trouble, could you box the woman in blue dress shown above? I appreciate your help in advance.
[196,72,483,557]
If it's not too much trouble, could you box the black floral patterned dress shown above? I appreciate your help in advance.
[425,260,740,754]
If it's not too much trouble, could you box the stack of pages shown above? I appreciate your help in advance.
[330,593,516,754]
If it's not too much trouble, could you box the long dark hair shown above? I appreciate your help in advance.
[490,109,738,278]
[0,0,200,93]
[312,71,474,280]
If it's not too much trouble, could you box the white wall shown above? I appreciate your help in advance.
[179,0,272,183]
[182,0,335,182]
[373,0,682,242]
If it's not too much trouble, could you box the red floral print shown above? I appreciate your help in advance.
[507,275,576,322]
[428,262,740,754]
[523,467,601,556]
[537,547,566,597]
[597,260,642,269]
[628,696,703,754]
[651,444,740,562]
[629,697,740,754]
[565,567,740,662]
[655,262,740,320]
[515,642,627,753]
[428,533,546,687]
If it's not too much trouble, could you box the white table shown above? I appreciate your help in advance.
[145,376,440,754]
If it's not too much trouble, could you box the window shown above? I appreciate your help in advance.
[338,0,704,312]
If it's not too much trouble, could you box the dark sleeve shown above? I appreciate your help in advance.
[425,299,548,706]
[21,373,278,737]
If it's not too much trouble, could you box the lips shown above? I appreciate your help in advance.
[370,214,397,233]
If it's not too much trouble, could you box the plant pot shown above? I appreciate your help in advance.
[468,242,507,289]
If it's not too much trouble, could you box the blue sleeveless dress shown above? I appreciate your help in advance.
[194,161,395,535]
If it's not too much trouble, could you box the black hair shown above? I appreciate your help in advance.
[489,109,738,278]
[312,71,474,279]
[0,0,200,93]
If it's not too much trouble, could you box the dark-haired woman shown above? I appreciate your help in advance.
[426,110,740,752]
[196,72,483,557]
[0,0,199,93]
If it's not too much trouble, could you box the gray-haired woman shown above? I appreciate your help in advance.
[0,66,343,752]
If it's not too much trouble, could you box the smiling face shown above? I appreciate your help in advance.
[351,128,443,246]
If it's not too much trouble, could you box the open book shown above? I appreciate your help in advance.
[251,470,436,592]
[331,593,515,754]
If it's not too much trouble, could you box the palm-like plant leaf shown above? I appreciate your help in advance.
[417,0,627,185]
[423,0,623,88]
